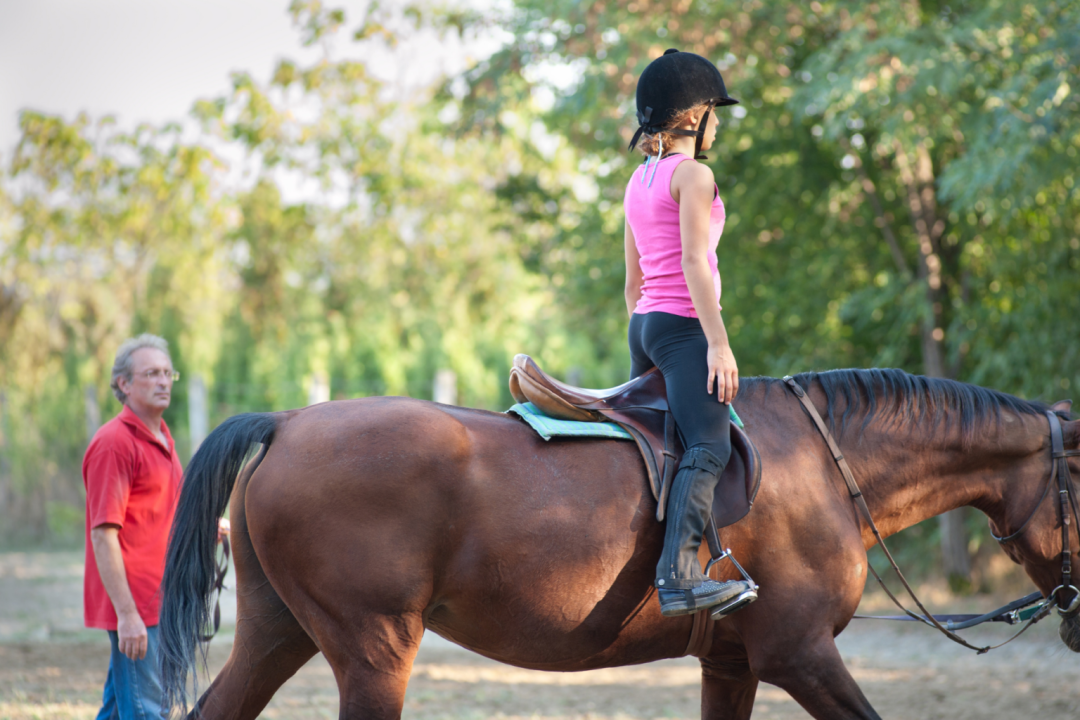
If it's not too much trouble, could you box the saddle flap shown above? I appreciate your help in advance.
[710,424,762,530]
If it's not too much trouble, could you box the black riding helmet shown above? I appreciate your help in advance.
[628,49,739,160]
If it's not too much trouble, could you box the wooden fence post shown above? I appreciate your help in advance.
[433,369,457,406]
[84,384,101,442]
[0,387,7,456]
[0,388,8,524]
[188,374,208,458]
[308,373,330,406]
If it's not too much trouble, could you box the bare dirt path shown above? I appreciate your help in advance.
[1,551,1077,719]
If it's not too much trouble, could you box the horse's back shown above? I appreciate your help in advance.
[246,395,646,517]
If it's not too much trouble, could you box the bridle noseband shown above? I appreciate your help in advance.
[990,410,1080,617]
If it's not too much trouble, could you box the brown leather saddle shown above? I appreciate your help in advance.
[509,354,761,530]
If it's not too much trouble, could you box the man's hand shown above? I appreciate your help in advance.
[217,517,231,544]
[90,524,149,661]
[116,609,148,660]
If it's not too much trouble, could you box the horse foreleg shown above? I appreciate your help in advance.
[700,653,758,720]
[749,633,879,720]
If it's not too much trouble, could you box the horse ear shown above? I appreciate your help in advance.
[1052,399,1072,415]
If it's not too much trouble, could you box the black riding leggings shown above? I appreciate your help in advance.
[628,312,732,465]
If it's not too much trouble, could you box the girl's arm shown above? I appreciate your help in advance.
[624,219,644,317]
[673,161,739,404]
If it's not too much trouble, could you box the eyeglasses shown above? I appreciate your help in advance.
[138,369,180,382]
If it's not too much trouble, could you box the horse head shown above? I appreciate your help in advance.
[994,400,1080,652]
[1055,402,1080,651]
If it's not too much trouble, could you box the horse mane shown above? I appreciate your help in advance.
[745,368,1051,443]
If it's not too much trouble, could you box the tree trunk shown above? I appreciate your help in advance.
[939,509,972,592]
[894,140,973,590]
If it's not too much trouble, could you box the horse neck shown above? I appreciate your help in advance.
[843,409,1047,539]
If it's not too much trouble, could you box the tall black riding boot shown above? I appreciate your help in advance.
[655,447,749,617]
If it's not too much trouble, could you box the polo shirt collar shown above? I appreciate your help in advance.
[119,404,175,456]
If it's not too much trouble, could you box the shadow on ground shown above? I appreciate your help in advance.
[1,551,1077,719]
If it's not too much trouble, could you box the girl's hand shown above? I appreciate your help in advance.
[707,343,739,404]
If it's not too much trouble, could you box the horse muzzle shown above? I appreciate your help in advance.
[1059,612,1080,652]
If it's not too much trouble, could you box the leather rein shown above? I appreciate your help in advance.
[783,377,1080,654]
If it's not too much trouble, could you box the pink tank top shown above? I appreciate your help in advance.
[624,153,725,318]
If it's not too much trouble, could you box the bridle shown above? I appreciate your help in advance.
[784,377,1080,653]
[989,410,1080,617]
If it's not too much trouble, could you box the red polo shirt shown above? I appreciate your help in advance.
[83,405,182,630]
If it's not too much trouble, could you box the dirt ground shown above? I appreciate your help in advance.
[1,551,1078,719]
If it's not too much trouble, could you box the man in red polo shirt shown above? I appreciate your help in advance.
[84,334,182,719]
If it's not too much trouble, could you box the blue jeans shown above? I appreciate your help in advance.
[95,625,166,720]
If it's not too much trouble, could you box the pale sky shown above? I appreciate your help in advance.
[0,0,498,158]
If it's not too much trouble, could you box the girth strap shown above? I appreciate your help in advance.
[683,606,714,658]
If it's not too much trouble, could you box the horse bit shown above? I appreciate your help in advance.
[784,377,1080,654]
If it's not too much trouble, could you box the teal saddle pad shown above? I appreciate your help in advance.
[507,402,633,441]
[507,402,743,441]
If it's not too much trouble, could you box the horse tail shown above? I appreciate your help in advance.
[159,411,279,714]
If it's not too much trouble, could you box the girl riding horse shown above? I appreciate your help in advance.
[624,49,753,617]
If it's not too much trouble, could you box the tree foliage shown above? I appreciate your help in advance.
[1,1,1077,557]
[457,0,1080,389]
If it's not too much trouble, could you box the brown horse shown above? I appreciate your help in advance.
[160,368,1080,720]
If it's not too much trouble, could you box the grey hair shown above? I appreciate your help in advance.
[111,334,171,404]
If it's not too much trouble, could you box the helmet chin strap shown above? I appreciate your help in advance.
[665,103,715,160]
[693,104,713,160]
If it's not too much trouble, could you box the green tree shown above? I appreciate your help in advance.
[0,112,227,540]
[449,0,1080,586]
[2,0,1076,584]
